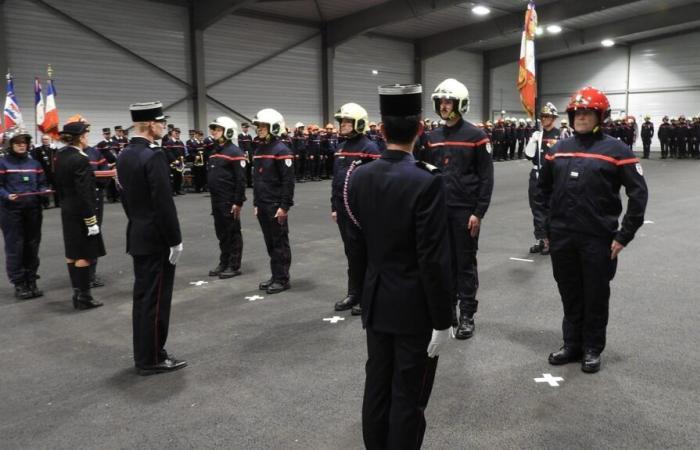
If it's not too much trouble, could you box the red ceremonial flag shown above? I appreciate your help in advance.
[517,2,537,119]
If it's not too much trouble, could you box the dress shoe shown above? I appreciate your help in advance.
[209,264,224,277]
[351,304,362,316]
[334,295,358,311]
[259,278,274,290]
[548,346,582,365]
[14,283,33,300]
[455,314,475,340]
[90,276,105,288]
[266,281,290,294]
[28,281,43,298]
[582,350,601,373]
[75,291,103,310]
[529,240,544,253]
[218,267,241,279]
[136,357,188,376]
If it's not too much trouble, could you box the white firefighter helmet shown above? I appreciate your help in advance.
[209,116,239,141]
[294,122,304,129]
[3,127,32,150]
[560,118,569,125]
[519,118,526,125]
[334,102,369,135]
[432,78,470,118]
[540,102,559,117]
[526,118,533,123]
[253,108,286,137]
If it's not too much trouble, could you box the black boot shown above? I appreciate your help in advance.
[529,240,544,253]
[582,350,601,373]
[28,280,43,298]
[14,282,33,300]
[266,281,290,294]
[89,262,105,288]
[72,288,80,310]
[209,264,224,277]
[334,295,358,311]
[351,304,362,316]
[219,267,241,279]
[74,265,102,310]
[259,278,274,290]
[548,346,582,365]
[76,290,103,310]
[455,313,475,340]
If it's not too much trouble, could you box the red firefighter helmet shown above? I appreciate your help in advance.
[566,86,610,125]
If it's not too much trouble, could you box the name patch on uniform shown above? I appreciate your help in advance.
[635,163,644,176]
[285,159,292,167]
[570,171,579,179]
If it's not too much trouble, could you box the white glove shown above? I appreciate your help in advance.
[525,131,541,158]
[87,224,100,236]
[427,328,450,358]
[169,242,183,265]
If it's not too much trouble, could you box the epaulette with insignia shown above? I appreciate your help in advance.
[416,160,440,174]
[149,144,159,149]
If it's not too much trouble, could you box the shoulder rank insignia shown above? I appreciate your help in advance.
[416,161,440,174]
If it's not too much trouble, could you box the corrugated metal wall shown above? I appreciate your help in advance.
[424,50,483,124]
[4,0,191,144]
[490,62,522,120]
[333,35,414,123]
[204,15,322,128]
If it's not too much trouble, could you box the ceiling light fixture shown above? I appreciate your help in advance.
[547,24,562,34]
[601,39,615,47]
[472,5,491,16]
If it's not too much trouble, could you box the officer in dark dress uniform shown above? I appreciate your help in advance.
[252,108,295,294]
[330,103,380,315]
[31,135,58,208]
[117,102,186,375]
[640,116,654,159]
[540,87,648,373]
[344,84,453,450]
[238,123,254,187]
[524,103,560,255]
[292,123,308,182]
[0,129,49,299]
[206,116,247,279]
[658,116,670,159]
[426,78,494,340]
[306,125,322,181]
[491,119,506,161]
[54,117,105,310]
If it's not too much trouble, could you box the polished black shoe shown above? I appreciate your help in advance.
[582,350,601,373]
[334,295,358,311]
[259,278,274,290]
[209,264,224,277]
[89,276,105,288]
[266,281,290,294]
[455,314,475,340]
[72,288,80,309]
[28,281,43,298]
[548,346,582,365]
[351,304,362,316]
[136,357,188,376]
[529,240,544,253]
[218,267,241,279]
[75,291,103,310]
[14,283,33,300]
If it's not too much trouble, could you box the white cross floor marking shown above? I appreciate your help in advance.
[534,373,564,387]
[189,281,209,287]
[246,295,265,302]
[510,257,534,263]
[323,316,345,324]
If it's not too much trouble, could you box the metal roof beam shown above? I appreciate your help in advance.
[416,0,638,60]
[486,3,700,67]
[327,0,466,47]
[193,0,260,30]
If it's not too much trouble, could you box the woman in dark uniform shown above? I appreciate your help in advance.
[54,116,105,310]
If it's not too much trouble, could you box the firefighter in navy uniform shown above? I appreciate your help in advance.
[0,129,49,299]
[206,117,247,280]
[54,116,106,310]
[306,125,322,181]
[540,87,648,373]
[252,109,295,295]
[292,122,307,182]
[426,78,494,340]
[321,123,338,179]
[330,103,380,315]
[524,102,560,255]
[188,129,207,192]
[31,135,58,208]
[164,128,186,194]
[86,144,112,289]
[109,126,128,202]
[640,116,654,159]
[117,101,186,375]
[344,84,453,449]
[516,119,527,159]
[491,119,506,161]
[238,123,254,187]
[669,118,678,158]
[692,116,700,159]
[658,116,670,159]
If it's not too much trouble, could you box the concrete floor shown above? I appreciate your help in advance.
[1,156,699,449]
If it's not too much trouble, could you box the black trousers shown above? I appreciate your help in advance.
[106,179,120,202]
[550,231,617,353]
[306,153,320,179]
[642,139,651,158]
[508,140,516,159]
[335,203,361,296]
[171,169,183,193]
[0,207,42,284]
[447,213,479,315]
[132,251,176,367]
[192,166,207,192]
[660,139,669,158]
[363,327,437,450]
[528,169,547,240]
[517,139,525,158]
[295,152,306,180]
[212,202,243,270]
[257,203,291,283]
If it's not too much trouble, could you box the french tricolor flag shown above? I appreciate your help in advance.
[35,78,45,130]
[3,74,23,129]
[40,78,60,139]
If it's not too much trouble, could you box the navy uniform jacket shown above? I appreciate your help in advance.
[321,132,338,156]
[252,138,295,210]
[292,131,307,155]
[208,141,247,206]
[331,134,379,212]
[344,150,454,334]
[110,136,129,155]
[641,122,654,140]
[306,132,321,156]
[0,153,47,209]
[86,146,111,189]
[539,132,648,246]
[116,137,182,255]
[426,118,494,218]
[54,147,98,224]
